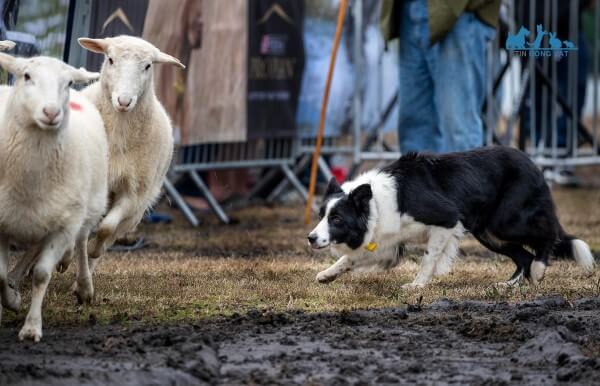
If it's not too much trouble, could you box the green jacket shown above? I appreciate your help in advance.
[381,0,501,45]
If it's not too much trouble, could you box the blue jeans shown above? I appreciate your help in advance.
[397,0,496,153]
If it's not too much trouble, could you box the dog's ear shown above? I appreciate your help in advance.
[349,184,372,212]
[325,177,343,198]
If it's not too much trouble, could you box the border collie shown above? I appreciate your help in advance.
[308,146,595,288]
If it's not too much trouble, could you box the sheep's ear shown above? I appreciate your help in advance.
[0,52,21,75]
[70,67,100,84]
[0,40,15,51]
[78,37,109,54]
[154,51,185,69]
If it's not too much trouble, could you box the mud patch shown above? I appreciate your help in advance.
[1,296,599,385]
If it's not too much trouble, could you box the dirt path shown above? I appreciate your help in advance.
[2,296,599,385]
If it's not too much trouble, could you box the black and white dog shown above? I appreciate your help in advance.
[308,146,595,288]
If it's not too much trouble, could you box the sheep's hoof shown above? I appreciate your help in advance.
[73,280,94,305]
[88,240,104,259]
[402,282,426,290]
[3,287,21,312]
[56,259,72,274]
[316,271,338,284]
[18,321,42,342]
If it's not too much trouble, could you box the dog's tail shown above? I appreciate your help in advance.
[553,232,595,271]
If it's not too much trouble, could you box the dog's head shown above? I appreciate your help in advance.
[308,178,372,250]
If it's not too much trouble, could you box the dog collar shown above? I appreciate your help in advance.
[365,242,378,252]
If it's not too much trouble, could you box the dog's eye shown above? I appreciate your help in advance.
[108,57,114,65]
[24,73,31,82]
[145,63,151,71]
[331,216,343,225]
[68,80,73,87]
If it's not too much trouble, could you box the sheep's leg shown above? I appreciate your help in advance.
[8,246,40,290]
[0,236,21,316]
[89,195,133,260]
[72,235,94,304]
[56,248,74,274]
[19,232,72,342]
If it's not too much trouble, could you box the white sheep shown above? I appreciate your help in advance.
[0,54,108,341]
[73,36,183,276]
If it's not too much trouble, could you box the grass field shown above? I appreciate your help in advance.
[4,188,600,327]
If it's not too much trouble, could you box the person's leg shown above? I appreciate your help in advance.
[433,13,496,152]
[397,0,441,153]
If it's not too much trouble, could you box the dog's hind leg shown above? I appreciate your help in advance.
[474,233,535,285]
[530,242,553,285]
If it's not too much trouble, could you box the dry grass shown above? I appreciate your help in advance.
[4,187,600,326]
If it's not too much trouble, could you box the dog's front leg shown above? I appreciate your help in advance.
[404,227,453,289]
[316,255,352,283]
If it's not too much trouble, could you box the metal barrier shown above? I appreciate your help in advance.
[485,0,600,175]
[11,0,69,57]
[167,138,309,226]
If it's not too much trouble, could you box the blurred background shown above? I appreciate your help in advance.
[1,0,599,225]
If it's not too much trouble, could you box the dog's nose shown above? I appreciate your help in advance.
[42,106,59,122]
[307,234,318,244]
[117,96,132,108]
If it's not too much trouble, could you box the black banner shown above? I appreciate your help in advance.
[247,0,305,139]
[85,0,148,71]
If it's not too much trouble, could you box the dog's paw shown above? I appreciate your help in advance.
[316,271,338,284]
[529,261,546,286]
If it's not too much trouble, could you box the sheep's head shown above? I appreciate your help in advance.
[78,36,185,113]
[0,54,99,130]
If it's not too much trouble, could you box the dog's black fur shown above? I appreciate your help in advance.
[386,146,575,280]
[318,183,373,250]
[323,146,578,281]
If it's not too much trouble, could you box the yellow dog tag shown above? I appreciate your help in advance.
[365,242,378,252]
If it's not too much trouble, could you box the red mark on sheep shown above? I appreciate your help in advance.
[69,102,82,111]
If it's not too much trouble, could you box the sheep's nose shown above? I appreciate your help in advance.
[307,234,318,244]
[117,96,132,107]
[42,106,60,122]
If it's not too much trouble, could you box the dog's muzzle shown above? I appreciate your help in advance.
[307,233,328,249]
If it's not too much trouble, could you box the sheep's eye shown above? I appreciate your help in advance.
[108,57,114,65]
[24,73,31,81]
[68,80,73,87]
[145,63,151,71]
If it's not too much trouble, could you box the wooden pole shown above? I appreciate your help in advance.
[304,0,348,225]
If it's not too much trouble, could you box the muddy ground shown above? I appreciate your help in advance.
[1,187,600,385]
[2,296,600,385]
